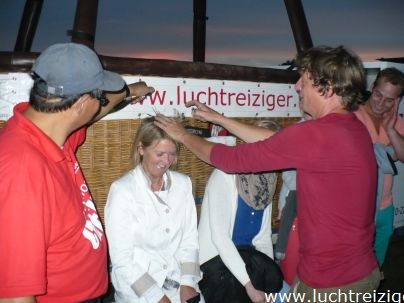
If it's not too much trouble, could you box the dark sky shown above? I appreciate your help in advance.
[1,0,404,67]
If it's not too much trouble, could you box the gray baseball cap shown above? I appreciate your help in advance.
[32,43,125,96]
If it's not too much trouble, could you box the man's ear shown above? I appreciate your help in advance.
[73,95,90,114]
[324,86,335,99]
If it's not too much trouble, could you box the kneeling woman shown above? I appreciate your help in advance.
[105,118,202,303]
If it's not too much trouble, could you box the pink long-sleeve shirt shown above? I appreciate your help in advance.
[211,113,378,288]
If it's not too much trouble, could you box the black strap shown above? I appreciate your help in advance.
[67,30,95,43]
[387,152,398,175]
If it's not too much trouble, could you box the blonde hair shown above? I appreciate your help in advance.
[131,117,180,167]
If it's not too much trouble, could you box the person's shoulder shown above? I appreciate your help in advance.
[205,169,235,190]
[0,119,24,144]
[396,114,404,133]
[209,168,233,180]
[0,137,47,187]
[397,113,404,123]
[111,168,136,188]
[168,171,195,195]
[353,104,367,119]
[169,170,191,183]
[280,118,315,134]
[0,131,43,162]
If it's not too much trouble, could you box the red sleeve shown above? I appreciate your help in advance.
[210,122,315,174]
[396,115,404,135]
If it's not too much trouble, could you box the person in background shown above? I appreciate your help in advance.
[198,120,284,303]
[105,118,202,303]
[155,45,380,301]
[354,67,404,269]
[0,43,154,303]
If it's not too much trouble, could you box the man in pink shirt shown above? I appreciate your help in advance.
[355,67,404,268]
[155,46,380,301]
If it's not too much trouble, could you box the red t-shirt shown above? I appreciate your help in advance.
[0,103,108,302]
[211,113,378,288]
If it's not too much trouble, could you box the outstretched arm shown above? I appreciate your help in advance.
[245,282,268,303]
[154,114,214,164]
[94,81,155,121]
[186,100,275,143]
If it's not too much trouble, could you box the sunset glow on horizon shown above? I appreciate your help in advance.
[0,0,403,67]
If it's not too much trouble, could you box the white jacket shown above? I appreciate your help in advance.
[105,166,201,303]
[198,169,274,286]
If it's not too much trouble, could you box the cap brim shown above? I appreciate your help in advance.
[99,70,125,92]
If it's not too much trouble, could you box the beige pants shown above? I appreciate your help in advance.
[289,268,381,303]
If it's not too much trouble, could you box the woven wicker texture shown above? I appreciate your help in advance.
[1,117,300,228]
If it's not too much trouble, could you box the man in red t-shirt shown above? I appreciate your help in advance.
[0,43,154,303]
[155,46,381,302]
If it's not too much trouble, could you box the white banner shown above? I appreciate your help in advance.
[0,73,301,121]
[0,73,34,120]
[108,76,301,119]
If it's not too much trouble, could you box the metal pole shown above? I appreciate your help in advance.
[284,0,313,54]
[14,0,44,52]
[0,51,299,84]
[68,0,99,49]
[193,0,207,62]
